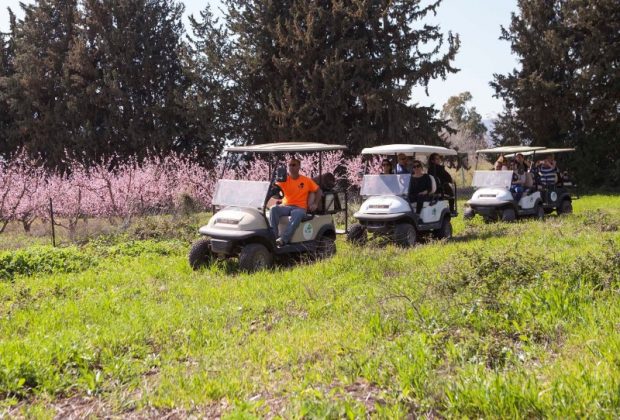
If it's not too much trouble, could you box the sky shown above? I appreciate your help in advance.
[1,0,519,118]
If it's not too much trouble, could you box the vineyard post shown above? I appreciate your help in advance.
[49,198,56,247]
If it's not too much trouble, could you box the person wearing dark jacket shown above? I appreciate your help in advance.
[428,153,455,212]
[409,160,433,214]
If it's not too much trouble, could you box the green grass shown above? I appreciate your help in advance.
[0,195,619,417]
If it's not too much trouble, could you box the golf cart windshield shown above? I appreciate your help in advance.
[212,180,271,208]
[472,171,513,188]
[360,174,411,196]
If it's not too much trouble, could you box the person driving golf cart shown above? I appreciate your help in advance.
[269,157,321,246]
[381,159,394,174]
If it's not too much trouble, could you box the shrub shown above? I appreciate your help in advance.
[0,246,97,281]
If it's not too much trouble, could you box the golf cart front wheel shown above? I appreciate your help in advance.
[463,207,475,220]
[238,243,273,272]
[189,238,214,270]
[347,223,367,246]
[394,223,417,247]
[501,208,516,222]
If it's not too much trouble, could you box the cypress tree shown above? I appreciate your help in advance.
[78,0,189,164]
[0,10,17,157]
[184,6,236,164]
[2,0,79,168]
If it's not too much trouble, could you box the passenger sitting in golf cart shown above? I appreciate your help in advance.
[428,152,455,213]
[409,160,435,214]
[535,154,559,186]
[510,153,528,201]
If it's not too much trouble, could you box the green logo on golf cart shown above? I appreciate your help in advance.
[303,222,314,240]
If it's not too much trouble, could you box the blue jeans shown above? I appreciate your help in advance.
[269,205,306,243]
[510,185,524,202]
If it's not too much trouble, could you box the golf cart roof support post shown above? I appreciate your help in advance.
[454,183,458,212]
[219,152,231,179]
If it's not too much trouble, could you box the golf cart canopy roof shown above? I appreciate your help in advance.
[475,146,546,154]
[225,142,347,153]
[361,144,458,156]
[504,147,576,158]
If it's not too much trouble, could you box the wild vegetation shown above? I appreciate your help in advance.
[0,195,618,417]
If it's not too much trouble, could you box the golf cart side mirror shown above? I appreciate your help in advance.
[276,165,287,182]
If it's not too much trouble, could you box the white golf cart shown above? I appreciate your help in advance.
[505,147,577,215]
[189,142,347,272]
[464,146,575,222]
[347,144,458,247]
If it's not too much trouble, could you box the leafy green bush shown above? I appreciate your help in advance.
[0,246,97,281]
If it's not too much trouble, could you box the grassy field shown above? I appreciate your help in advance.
[0,195,619,418]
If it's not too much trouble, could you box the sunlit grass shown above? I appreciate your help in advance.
[0,195,619,417]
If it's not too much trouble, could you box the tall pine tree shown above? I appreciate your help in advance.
[492,0,619,186]
[218,0,459,151]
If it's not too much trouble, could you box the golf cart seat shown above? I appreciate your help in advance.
[429,175,438,195]
[300,213,314,222]
[319,191,344,214]
[524,172,535,188]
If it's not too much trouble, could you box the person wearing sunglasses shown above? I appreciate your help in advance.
[269,157,321,246]
[409,160,433,214]
[380,159,393,174]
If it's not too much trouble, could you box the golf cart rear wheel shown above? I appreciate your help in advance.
[347,223,367,246]
[189,238,214,270]
[535,204,545,220]
[434,216,452,240]
[501,208,516,222]
[557,199,572,215]
[393,223,416,247]
[316,235,336,259]
[238,243,273,272]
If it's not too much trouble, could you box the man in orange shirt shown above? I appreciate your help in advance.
[269,157,321,246]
